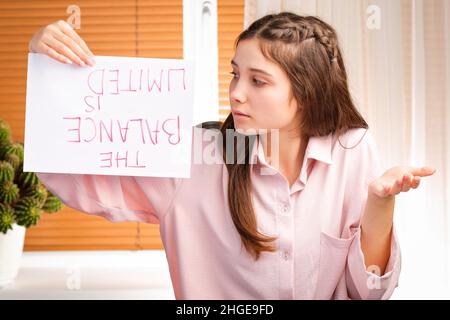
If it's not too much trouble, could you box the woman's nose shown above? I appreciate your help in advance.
[229,83,246,104]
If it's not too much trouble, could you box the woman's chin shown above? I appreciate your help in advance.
[235,126,261,136]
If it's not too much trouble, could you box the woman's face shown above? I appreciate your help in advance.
[229,38,301,135]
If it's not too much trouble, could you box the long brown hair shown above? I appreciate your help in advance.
[217,12,368,260]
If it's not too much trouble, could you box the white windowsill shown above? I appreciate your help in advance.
[0,250,175,300]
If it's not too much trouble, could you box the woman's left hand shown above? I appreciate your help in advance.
[369,166,436,199]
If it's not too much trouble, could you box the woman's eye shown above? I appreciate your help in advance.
[228,71,265,86]
[253,78,265,86]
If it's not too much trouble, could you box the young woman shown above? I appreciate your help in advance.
[29,12,435,299]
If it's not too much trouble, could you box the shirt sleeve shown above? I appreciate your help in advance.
[343,128,402,300]
[36,172,182,224]
[346,224,401,300]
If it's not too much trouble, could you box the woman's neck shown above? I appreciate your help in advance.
[260,129,308,187]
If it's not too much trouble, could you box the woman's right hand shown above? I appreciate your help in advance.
[29,20,95,67]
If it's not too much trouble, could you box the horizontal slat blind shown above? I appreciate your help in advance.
[218,0,244,121]
[0,0,182,251]
[0,0,242,251]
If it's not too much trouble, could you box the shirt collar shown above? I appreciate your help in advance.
[250,133,334,177]
[303,133,334,165]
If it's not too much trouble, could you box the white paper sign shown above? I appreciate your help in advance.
[24,53,194,178]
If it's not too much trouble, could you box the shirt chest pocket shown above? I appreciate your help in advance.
[314,229,357,299]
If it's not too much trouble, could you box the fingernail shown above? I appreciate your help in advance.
[88,56,95,66]
[66,59,72,64]
[79,60,85,67]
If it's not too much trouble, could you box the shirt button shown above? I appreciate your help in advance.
[281,204,289,213]
[281,251,290,260]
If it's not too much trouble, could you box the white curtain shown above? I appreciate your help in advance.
[244,0,450,299]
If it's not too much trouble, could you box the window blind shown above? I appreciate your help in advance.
[0,0,243,251]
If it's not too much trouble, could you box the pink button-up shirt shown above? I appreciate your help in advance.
[37,126,401,300]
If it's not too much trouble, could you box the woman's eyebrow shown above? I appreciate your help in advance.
[231,60,274,78]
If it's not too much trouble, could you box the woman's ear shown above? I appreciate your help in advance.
[294,99,303,111]
[289,92,301,111]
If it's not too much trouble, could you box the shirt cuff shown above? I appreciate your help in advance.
[346,225,401,299]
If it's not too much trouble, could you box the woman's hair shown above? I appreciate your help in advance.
[217,12,369,260]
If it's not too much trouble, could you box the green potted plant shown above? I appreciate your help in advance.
[0,118,64,288]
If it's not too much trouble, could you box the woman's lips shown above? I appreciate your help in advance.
[232,111,250,118]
